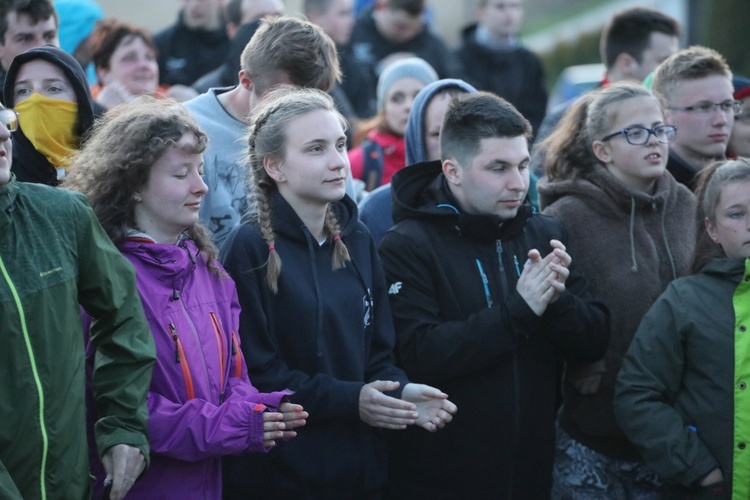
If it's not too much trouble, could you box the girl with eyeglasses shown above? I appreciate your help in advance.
[536,81,697,498]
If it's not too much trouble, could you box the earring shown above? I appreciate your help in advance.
[133,195,142,203]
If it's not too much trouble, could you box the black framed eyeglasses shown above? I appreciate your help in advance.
[668,100,743,115]
[0,108,18,132]
[600,125,677,145]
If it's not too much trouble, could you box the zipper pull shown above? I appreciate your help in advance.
[514,255,521,276]
[168,323,180,363]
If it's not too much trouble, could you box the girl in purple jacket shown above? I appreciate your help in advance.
[65,97,307,499]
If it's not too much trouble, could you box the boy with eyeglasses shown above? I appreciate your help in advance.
[652,45,737,190]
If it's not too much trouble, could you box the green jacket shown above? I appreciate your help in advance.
[615,258,750,498]
[0,177,155,499]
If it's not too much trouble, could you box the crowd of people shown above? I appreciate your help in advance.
[1,0,749,499]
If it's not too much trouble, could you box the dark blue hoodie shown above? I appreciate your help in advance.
[220,190,409,497]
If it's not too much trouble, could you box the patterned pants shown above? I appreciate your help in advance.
[551,424,662,499]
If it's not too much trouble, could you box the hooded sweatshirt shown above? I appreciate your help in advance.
[538,165,696,459]
[154,11,229,87]
[4,46,96,186]
[379,160,609,498]
[86,236,290,499]
[220,190,410,497]
[358,79,476,244]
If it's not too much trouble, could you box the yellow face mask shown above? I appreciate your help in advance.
[15,93,79,176]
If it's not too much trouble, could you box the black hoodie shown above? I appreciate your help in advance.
[379,160,610,499]
[220,190,409,497]
[4,45,96,186]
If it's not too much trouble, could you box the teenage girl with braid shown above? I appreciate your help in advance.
[220,86,457,498]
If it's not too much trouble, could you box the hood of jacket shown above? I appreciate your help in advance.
[4,45,96,185]
[119,237,201,296]
[266,188,359,244]
[538,165,691,275]
[701,256,749,282]
[538,165,678,214]
[404,79,477,165]
[391,159,533,243]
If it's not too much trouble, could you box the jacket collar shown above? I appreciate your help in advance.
[266,188,358,244]
[0,175,18,214]
[391,159,532,243]
[119,237,200,287]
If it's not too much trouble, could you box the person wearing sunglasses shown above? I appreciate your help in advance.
[0,102,156,499]
[538,81,696,498]
[652,45,737,190]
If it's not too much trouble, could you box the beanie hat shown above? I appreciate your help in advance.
[376,57,438,111]
[734,76,750,102]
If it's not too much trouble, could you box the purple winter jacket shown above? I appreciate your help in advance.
[88,237,289,499]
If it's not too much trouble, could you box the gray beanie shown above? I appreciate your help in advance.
[376,57,438,111]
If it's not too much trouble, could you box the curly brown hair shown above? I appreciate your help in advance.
[62,96,220,266]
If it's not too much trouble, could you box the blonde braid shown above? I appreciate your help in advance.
[249,107,283,293]
[324,206,351,270]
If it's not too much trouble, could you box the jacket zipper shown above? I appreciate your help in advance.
[0,254,49,500]
[179,302,214,402]
[231,331,242,378]
[209,312,227,403]
[475,259,493,308]
[168,323,196,400]
[497,241,520,498]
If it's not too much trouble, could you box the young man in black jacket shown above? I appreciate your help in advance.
[379,92,610,499]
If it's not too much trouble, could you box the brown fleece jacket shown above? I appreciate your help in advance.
[538,165,696,460]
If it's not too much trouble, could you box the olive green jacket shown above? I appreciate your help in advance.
[616,258,750,498]
[0,177,155,499]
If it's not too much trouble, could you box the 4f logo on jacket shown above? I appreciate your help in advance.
[388,282,402,295]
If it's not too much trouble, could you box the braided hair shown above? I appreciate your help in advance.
[247,85,350,293]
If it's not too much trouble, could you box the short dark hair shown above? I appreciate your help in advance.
[225,0,243,26]
[440,92,532,165]
[600,7,680,69]
[90,19,157,78]
[386,0,424,17]
[0,0,57,44]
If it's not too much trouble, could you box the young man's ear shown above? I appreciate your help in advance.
[442,158,462,186]
[591,140,612,164]
[613,52,639,79]
[238,69,253,91]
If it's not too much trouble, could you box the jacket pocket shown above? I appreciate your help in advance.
[167,322,196,400]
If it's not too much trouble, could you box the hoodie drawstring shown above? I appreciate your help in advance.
[629,198,638,272]
[302,226,324,358]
